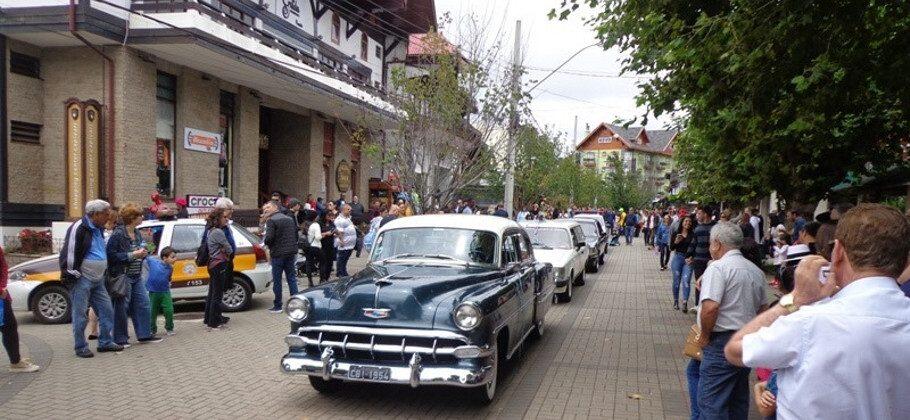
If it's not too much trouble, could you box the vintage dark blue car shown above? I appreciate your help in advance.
[280,215,555,403]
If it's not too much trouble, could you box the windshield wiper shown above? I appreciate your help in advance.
[531,243,553,250]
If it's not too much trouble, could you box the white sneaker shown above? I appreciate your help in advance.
[166,330,176,336]
[9,359,40,373]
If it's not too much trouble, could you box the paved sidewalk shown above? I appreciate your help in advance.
[0,242,704,419]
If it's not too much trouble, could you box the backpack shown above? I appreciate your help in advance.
[195,229,211,267]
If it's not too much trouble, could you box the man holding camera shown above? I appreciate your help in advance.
[725,203,910,419]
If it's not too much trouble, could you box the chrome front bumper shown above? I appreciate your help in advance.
[280,325,495,388]
[281,348,494,388]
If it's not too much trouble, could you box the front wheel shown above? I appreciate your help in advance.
[556,277,573,303]
[32,284,72,324]
[574,268,586,286]
[308,376,343,394]
[468,344,498,404]
[222,277,252,312]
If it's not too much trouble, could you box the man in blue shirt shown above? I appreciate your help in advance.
[59,199,121,358]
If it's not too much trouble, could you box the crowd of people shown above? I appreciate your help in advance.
[632,201,910,420]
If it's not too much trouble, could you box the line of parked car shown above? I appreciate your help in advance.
[6,213,613,404]
[280,213,611,403]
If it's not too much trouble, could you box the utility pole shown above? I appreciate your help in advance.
[573,115,578,145]
[503,20,521,217]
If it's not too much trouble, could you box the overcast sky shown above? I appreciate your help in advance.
[435,0,674,149]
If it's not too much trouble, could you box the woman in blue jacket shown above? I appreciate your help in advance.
[106,203,161,345]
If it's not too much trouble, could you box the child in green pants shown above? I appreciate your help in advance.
[143,246,178,335]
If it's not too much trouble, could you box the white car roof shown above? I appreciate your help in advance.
[138,218,206,227]
[379,214,520,237]
[574,213,605,222]
[519,219,580,230]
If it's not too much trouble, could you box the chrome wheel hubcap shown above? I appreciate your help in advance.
[38,292,67,319]
[222,283,245,308]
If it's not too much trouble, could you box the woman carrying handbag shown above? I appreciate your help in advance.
[203,208,233,331]
[106,203,160,345]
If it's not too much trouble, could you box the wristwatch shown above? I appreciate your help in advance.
[779,293,799,313]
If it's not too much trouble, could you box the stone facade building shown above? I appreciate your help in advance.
[0,0,436,243]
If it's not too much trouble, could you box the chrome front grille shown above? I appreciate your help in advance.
[296,325,470,364]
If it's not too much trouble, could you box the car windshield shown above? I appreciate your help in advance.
[371,228,497,266]
[577,221,598,239]
[525,227,572,250]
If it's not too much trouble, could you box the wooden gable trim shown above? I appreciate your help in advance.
[310,0,329,20]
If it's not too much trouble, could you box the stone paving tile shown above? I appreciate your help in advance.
[0,241,715,419]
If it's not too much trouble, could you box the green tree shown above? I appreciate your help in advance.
[553,1,910,203]
[603,154,654,209]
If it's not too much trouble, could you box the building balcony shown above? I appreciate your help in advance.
[0,0,400,125]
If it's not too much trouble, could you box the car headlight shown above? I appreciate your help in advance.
[452,303,481,331]
[8,271,25,282]
[555,267,565,279]
[285,297,310,323]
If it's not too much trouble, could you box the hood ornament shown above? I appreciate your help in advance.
[363,308,391,319]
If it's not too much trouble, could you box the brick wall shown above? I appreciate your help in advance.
[6,40,46,203]
[265,108,311,198]
[232,87,260,208]
[173,67,220,199]
[111,47,156,206]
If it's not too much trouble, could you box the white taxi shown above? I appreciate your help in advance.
[7,219,272,324]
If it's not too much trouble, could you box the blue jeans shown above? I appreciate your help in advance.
[112,276,153,344]
[687,358,701,420]
[336,249,353,277]
[671,252,693,304]
[698,331,751,420]
[624,226,634,244]
[71,276,115,351]
[271,255,299,309]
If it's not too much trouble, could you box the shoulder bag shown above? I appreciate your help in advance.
[105,271,129,299]
[683,324,703,361]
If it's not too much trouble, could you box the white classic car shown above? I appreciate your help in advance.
[7,219,272,324]
[519,220,589,303]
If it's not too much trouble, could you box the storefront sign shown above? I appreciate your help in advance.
[183,128,222,154]
[336,160,352,193]
[186,194,220,215]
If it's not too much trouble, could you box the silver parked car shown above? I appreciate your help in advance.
[520,220,589,303]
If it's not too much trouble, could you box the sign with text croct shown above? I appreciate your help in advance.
[183,127,222,154]
[186,194,220,215]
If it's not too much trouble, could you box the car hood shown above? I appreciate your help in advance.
[318,263,501,329]
[531,249,573,269]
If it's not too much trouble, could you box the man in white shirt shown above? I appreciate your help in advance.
[746,208,762,243]
[725,203,910,420]
[333,204,358,277]
[696,221,768,419]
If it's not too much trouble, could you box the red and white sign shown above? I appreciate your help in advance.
[184,127,222,154]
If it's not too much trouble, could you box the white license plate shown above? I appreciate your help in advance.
[348,365,391,381]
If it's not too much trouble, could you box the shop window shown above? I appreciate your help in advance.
[219,91,235,198]
[156,71,177,197]
[10,51,40,79]
[331,13,340,44]
[10,120,41,144]
[360,33,368,60]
